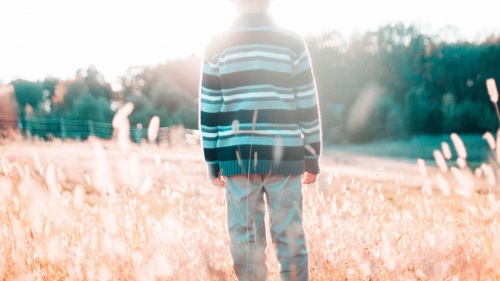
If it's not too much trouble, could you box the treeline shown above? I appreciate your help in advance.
[11,56,201,136]
[307,24,500,143]
[8,24,500,143]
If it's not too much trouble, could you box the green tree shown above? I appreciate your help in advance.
[171,104,198,129]
[72,92,113,122]
[83,66,114,101]
[42,77,59,98]
[62,80,88,111]
[12,80,44,114]
[151,78,192,112]
[120,56,201,129]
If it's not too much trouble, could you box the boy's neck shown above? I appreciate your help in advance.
[239,11,269,15]
[236,2,270,14]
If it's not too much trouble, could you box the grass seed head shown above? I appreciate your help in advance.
[273,137,284,165]
[497,128,500,164]
[112,102,134,129]
[252,109,258,131]
[483,132,496,150]
[148,116,160,142]
[451,133,467,159]
[117,120,131,153]
[232,119,240,134]
[433,150,448,172]
[417,158,427,177]
[480,164,497,186]
[421,179,432,196]
[305,144,317,156]
[457,157,467,169]
[436,174,451,196]
[486,78,499,104]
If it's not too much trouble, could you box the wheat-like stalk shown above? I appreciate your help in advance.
[148,116,160,143]
[417,158,427,177]
[112,102,134,129]
[441,142,452,160]
[495,128,500,165]
[1,127,500,279]
[483,132,496,150]
[435,174,451,196]
[486,78,500,124]
[418,79,500,204]
[433,150,448,172]
[450,133,467,160]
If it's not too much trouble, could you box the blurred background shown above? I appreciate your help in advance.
[0,0,499,163]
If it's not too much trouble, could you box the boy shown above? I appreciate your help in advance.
[200,0,321,279]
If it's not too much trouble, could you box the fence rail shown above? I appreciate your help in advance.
[0,115,190,144]
[0,114,18,129]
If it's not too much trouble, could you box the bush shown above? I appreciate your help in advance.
[453,100,497,133]
[378,98,407,138]
[72,93,113,122]
[12,80,44,114]
[170,104,198,129]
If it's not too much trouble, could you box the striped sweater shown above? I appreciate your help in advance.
[200,13,322,180]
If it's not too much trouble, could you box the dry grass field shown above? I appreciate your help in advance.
[0,131,499,280]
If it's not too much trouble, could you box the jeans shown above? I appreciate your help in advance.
[225,174,309,281]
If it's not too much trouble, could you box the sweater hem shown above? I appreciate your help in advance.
[219,159,304,177]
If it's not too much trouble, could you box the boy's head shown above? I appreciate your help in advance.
[231,0,271,14]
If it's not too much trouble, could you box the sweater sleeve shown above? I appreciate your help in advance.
[292,39,322,175]
[200,51,223,180]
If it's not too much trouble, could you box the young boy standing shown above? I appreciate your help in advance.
[200,0,322,279]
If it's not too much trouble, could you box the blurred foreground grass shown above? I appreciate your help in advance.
[0,138,499,280]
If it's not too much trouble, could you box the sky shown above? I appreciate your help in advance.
[0,0,498,84]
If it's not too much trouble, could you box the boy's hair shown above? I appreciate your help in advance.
[231,0,271,3]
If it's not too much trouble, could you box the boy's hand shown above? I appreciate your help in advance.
[211,176,226,188]
[302,172,317,184]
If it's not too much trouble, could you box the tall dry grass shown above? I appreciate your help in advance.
[0,79,499,280]
[0,134,499,280]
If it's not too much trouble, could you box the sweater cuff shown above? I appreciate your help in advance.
[207,163,221,180]
[304,157,320,175]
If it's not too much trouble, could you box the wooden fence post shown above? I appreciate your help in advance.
[88,120,94,136]
[60,118,66,140]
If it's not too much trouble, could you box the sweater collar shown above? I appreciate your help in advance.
[233,13,275,27]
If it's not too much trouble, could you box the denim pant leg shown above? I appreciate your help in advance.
[263,175,309,281]
[226,175,267,281]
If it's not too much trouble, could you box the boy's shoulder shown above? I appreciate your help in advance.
[204,24,305,56]
[272,24,304,44]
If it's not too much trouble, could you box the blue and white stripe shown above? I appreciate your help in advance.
[200,13,322,179]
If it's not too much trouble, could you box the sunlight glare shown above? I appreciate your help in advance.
[0,0,498,82]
